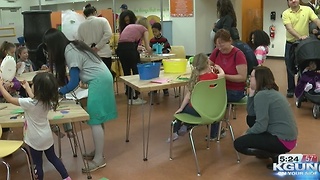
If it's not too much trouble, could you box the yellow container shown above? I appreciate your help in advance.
[163,59,187,73]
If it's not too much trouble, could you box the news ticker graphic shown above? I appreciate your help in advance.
[273,154,319,178]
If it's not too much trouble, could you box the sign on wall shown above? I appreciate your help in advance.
[170,0,193,17]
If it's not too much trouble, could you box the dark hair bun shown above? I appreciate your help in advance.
[85,3,92,9]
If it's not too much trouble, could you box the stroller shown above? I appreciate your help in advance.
[294,38,320,119]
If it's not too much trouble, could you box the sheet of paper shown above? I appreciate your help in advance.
[151,78,170,84]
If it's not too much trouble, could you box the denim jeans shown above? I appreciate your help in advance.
[284,42,296,93]
[227,89,245,102]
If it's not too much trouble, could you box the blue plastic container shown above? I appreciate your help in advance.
[137,62,161,80]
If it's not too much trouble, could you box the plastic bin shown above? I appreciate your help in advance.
[137,62,161,80]
[163,59,187,73]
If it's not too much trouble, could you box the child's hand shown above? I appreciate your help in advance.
[0,78,4,87]
[175,108,183,114]
[21,80,30,89]
[40,64,48,70]
[16,62,22,69]
[3,81,13,90]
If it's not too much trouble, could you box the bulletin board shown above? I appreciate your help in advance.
[170,0,194,17]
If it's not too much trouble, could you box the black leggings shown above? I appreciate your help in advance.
[173,103,219,137]
[29,145,69,180]
[117,42,141,99]
[234,116,290,155]
[101,57,116,78]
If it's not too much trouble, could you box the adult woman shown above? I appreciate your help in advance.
[117,17,152,105]
[78,4,115,78]
[208,29,247,140]
[43,28,118,172]
[209,29,247,102]
[118,10,137,33]
[234,66,298,168]
[213,0,238,40]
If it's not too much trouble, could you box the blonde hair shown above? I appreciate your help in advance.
[187,53,210,92]
[136,17,149,29]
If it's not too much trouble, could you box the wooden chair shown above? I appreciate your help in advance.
[0,125,34,180]
[170,46,186,59]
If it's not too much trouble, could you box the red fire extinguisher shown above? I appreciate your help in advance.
[269,25,275,38]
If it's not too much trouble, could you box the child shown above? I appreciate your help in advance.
[167,53,225,142]
[0,41,16,59]
[16,46,34,73]
[150,22,171,54]
[248,30,270,65]
[0,72,71,180]
[0,41,20,140]
[295,61,320,98]
[150,22,172,96]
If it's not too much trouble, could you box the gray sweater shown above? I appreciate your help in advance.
[246,89,298,141]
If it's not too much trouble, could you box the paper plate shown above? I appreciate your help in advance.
[0,56,16,81]
[65,87,88,100]
[16,62,25,76]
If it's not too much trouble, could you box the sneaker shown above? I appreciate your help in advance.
[178,125,188,136]
[166,132,179,143]
[205,128,227,141]
[128,98,147,105]
[81,160,106,173]
[286,92,294,98]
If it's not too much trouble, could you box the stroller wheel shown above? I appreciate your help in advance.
[295,100,301,108]
[312,105,320,119]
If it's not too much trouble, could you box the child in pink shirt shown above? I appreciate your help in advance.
[249,30,270,65]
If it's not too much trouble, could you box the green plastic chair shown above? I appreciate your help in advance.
[169,78,240,176]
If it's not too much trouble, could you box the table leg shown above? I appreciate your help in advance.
[56,125,62,159]
[125,91,133,142]
[72,122,92,179]
[141,93,153,161]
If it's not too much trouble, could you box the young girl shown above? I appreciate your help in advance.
[248,30,270,65]
[0,41,20,140]
[0,41,16,59]
[16,46,34,73]
[167,53,225,142]
[0,72,71,180]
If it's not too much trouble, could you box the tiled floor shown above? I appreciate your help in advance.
[1,59,319,180]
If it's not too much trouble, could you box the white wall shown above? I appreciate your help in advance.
[263,0,288,57]
[195,0,217,54]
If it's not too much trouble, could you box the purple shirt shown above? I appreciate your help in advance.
[118,24,147,43]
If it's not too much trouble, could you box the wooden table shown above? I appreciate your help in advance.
[15,71,38,82]
[119,70,190,161]
[0,100,93,179]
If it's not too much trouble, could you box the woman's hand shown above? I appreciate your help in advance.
[79,81,88,89]
[175,108,183,114]
[248,87,255,97]
[145,46,153,55]
[137,45,145,52]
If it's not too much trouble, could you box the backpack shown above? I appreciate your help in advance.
[232,40,258,75]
